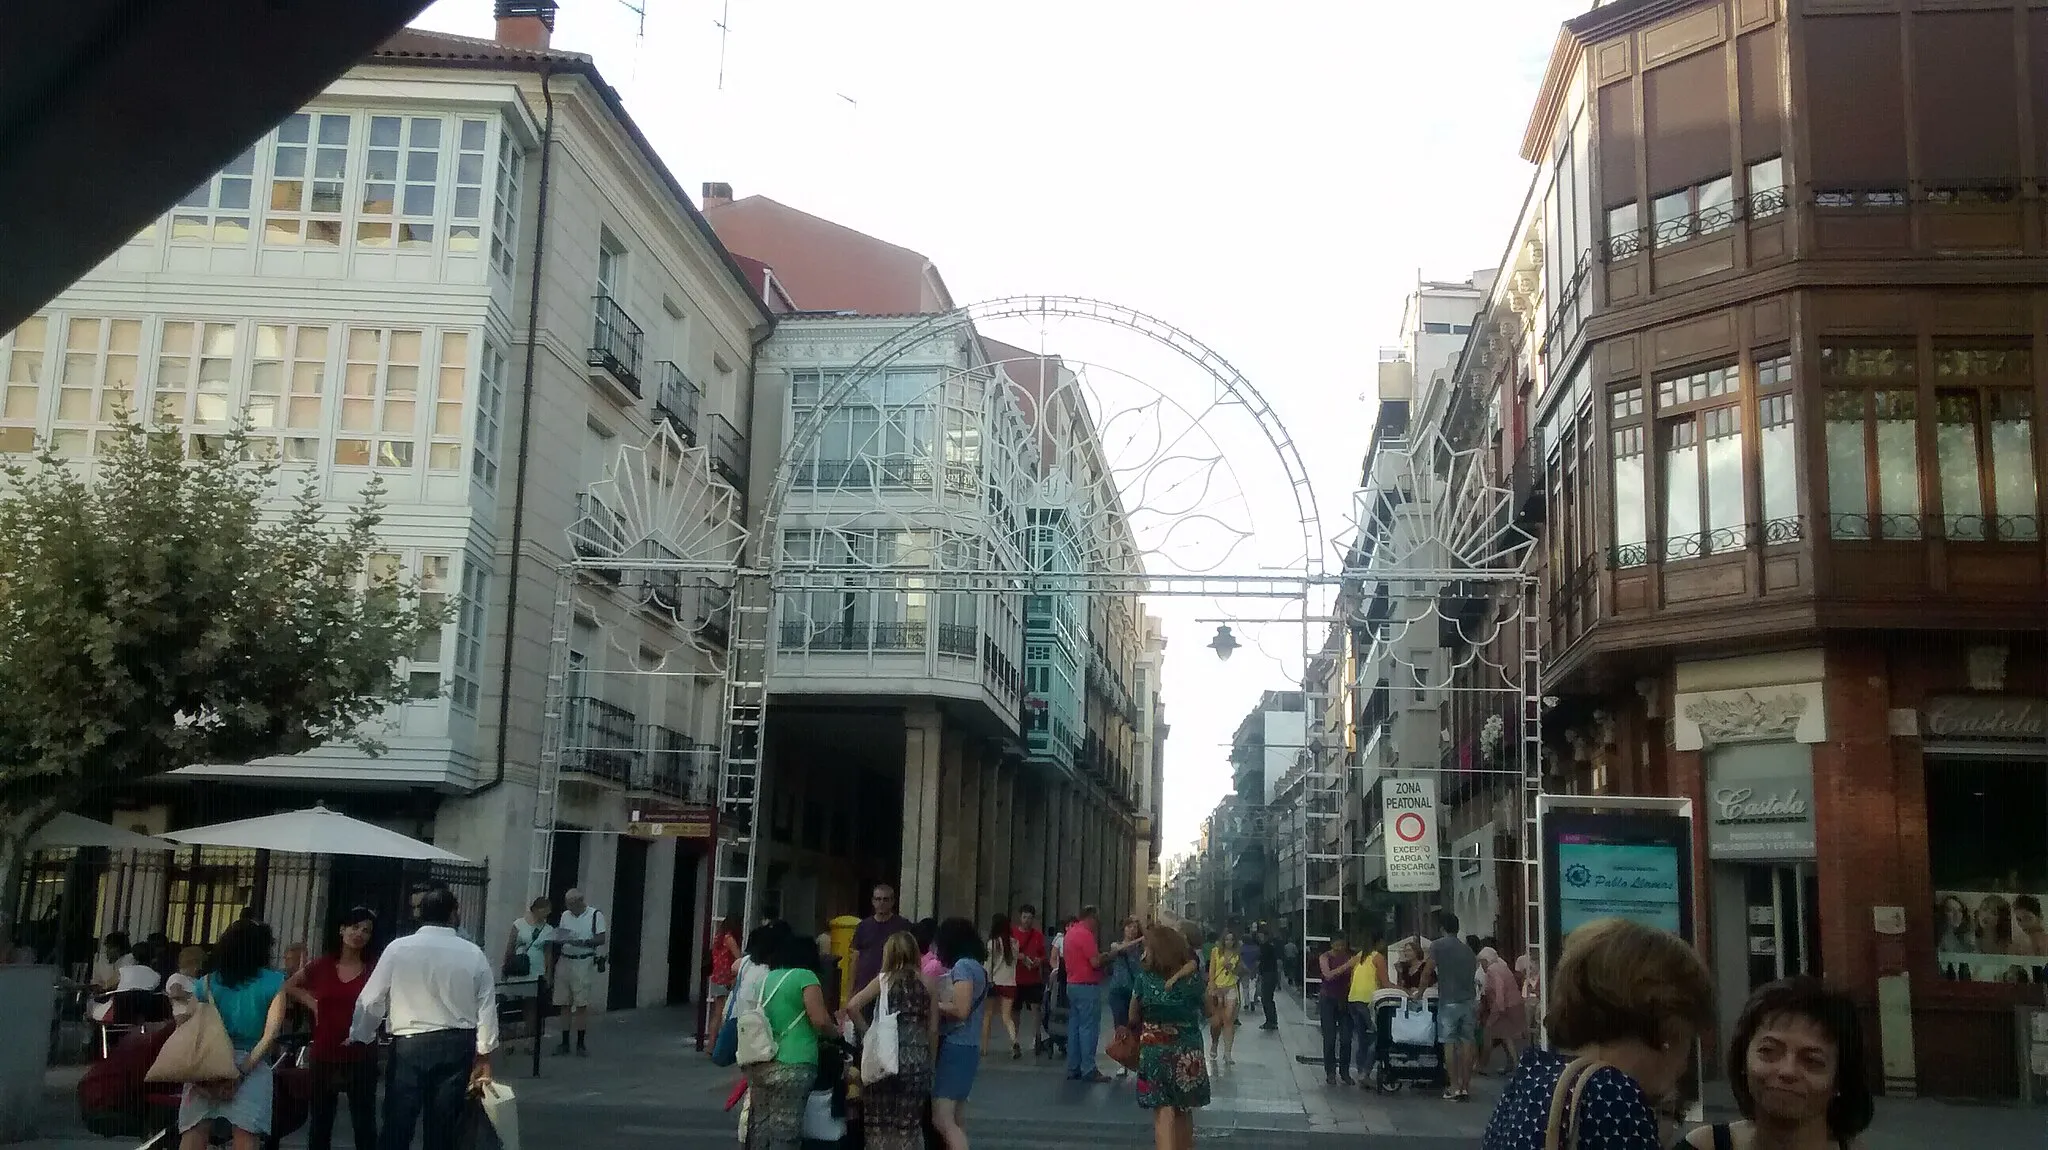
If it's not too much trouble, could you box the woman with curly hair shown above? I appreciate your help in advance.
[1130,925,1209,1150]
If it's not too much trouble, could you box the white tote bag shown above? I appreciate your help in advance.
[860,976,901,1084]
[479,1082,520,1150]
[802,1089,845,1141]
[1390,999,1436,1047]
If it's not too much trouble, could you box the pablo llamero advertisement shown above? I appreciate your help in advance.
[1542,809,1694,975]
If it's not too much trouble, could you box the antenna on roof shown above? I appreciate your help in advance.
[611,0,647,40]
[715,0,730,90]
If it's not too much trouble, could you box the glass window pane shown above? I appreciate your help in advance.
[1874,390,1921,537]
[1749,156,1784,196]
[1990,391,2037,540]
[1662,417,1701,557]
[1612,427,1648,564]
[1759,393,1797,528]
[369,117,401,147]
[1936,391,1984,539]
[1698,176,1735,230]
[408,118,441,148]
[278,114,310,144]
[1653,189,1690,247]
[1701,407,1743,550]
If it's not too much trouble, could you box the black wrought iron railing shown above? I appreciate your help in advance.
[1610,517,1808,569]
[937,623,977,657]
[635,726,718,803]
[1814,188,1907,209]
[708,414,745,493]
[792,456,935,489]
[1605,227,1647,261]
[588,295,644,394]
[872,622,926,650]
[1653,201,1743,248]
[1747,185,1787,220]
[1921,180,2021,206]
[564,697,637,783]
[779,621,871,651]
[654,361,700,443]
[1942,513,2041,542]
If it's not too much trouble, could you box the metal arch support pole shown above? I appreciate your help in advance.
[528,567,579,906]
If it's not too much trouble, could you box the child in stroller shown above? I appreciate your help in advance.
[1368,987,1445,1093]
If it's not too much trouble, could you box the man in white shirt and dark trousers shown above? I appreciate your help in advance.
[351,888,496,1150]
[551,888,606,1056]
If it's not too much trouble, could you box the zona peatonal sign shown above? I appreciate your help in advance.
[1383,775,1441,893]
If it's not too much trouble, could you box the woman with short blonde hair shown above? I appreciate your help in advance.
[1481,918,1714,1150]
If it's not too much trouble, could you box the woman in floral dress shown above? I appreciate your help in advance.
[1131,925,1211,1150]
[840,932,934,1150]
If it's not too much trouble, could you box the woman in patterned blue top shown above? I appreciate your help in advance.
[1482,918,1714,1150]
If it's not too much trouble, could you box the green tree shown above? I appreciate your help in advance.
[0,422,441,951]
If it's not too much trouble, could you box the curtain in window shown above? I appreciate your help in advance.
[1991,391,2038,540]
[1874,390,1921,537]
[1824,391,1869,538]
[1936,391,1985,539]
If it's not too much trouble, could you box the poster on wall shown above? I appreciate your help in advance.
[1934,889,2048,984]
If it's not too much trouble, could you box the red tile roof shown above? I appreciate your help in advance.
[702,194,954,316]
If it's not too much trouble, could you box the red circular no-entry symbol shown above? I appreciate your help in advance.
[1394,812,1427,843]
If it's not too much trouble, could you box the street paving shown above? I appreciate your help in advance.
[25,992,2046,1148]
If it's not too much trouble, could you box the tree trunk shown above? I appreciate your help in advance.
[0,800,65,958]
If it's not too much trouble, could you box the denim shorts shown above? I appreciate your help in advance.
[932,1040,980,1101]
[1436,999,1478,1045]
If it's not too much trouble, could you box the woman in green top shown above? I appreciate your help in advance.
[743,922,834,1150]
[1132,925,1210,1150]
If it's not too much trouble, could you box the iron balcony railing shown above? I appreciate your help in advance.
[588,295,644,395]
[635,725,718,804]
[937,623,977,657]
[654,362,700,443]
[564,696,637,783]
[708,413,745,493]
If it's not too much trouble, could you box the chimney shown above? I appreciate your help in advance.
[494,0,558,51]
[702,182,734,209]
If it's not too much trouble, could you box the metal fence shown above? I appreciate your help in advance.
[10,845,488,978]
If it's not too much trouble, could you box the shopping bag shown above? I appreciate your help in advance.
[802,1089,845,1141]
[860,977,899,1084]
[456,1094,503,1150]
[475,1082,519,1150]
[143,989,238,1084]
[1389,999,1435,1047]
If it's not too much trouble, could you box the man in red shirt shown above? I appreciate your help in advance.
[1061,905,1109,1082]
[1011,904,1048,1056]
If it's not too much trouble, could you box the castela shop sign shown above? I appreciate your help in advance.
[1921,696,2048,741]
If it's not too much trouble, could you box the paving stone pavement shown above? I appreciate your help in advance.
[19,993,2044,1147]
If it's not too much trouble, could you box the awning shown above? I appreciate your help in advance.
[27,812,176,851]
[167,804,473,863]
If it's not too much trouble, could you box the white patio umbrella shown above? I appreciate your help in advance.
[166,803,474,863]
[27,812,176,851]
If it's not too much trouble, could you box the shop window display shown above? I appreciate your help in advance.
[1928,758,2048,983]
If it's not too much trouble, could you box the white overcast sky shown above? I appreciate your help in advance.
[417,0,1588,858]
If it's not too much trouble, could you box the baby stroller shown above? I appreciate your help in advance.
[1040,970,1069,1058]
[1369,987,1444,1093]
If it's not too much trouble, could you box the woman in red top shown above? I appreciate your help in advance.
[706,916,741,1034]
[285,906,379,1150]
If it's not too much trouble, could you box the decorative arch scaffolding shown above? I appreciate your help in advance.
[1338,424,1542,972]
[717,296,1332,956]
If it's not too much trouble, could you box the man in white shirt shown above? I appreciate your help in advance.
[551,888,606,1056]
[351,887,496,1150]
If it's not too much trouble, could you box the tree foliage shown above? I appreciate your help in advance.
[0,422,442,940]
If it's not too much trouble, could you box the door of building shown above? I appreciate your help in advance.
[1741,862,1820,986]
[608,837,648,1010]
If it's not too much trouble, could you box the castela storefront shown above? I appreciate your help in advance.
[1652,640,2048,1100]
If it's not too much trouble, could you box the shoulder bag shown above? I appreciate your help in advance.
[859,974,900,1084]
[736,970,804,1066]
[1541,1056,1610,1150]
[145,976,240,1084]
[1105,982,1141,1071]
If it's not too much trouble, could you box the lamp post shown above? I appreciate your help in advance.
[1208,624,1239,661]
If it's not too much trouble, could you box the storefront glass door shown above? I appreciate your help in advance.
[1742,863,1820,986]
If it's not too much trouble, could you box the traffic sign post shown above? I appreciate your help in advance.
[1383,776,1440,894]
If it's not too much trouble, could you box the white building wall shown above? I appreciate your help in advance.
[4,60,766,1003]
